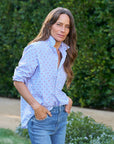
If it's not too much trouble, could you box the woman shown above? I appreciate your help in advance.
[13,7,77,144]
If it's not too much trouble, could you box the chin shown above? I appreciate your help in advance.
[55,38,65,42]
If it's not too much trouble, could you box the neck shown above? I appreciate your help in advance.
[54,41,61,50]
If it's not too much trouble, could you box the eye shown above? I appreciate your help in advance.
[56,23,62,26]
[57,23,60,26]
[66,25,70,29]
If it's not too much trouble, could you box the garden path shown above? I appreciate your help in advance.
[0,97,114,131]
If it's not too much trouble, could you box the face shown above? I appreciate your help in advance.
[51,14,70,43]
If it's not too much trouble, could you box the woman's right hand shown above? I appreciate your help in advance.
[13,81,51,120]
[33,104,52,120]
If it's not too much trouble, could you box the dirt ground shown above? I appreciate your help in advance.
[0,97,114,131]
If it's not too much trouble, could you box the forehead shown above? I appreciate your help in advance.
[56,14,70,24]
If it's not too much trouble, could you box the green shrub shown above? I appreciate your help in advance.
[16,112,114,144]
[66,112,114,144]
[59,0,114,109]
[16,124,29,139]
[0,0,113,109]
[0,0,54,98]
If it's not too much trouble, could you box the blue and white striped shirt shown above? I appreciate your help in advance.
[13,36,69,128]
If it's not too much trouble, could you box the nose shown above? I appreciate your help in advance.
[61,26,65,32]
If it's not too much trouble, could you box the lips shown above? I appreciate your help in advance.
[58,34,65,38]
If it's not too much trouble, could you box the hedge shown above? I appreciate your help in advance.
[0,0,113,109]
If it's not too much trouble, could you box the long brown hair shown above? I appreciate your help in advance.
[28,7,78,88]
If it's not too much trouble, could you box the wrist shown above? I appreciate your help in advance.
[31,101,40,110]
[68,96,73,105]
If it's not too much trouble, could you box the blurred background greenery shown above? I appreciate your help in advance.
[0,0,113,110]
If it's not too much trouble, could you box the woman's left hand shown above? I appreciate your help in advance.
[65,97,73,114]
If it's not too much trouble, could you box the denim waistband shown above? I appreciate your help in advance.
[50,105,65,113]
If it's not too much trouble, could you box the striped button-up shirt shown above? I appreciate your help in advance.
[13,36,69,128]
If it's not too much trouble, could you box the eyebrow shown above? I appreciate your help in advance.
[56,21,70,26]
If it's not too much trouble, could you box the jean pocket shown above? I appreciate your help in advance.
[64,109,68,114]
[34,114,49,121]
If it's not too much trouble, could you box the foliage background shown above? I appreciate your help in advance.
[0,0,113,109]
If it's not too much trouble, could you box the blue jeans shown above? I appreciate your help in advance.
[28,105,68,144]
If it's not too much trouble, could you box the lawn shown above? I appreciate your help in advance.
[0,128,30,144]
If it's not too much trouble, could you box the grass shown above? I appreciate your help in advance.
[0,128,31,144]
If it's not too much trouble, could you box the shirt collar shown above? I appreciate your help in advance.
[48,35,70,51]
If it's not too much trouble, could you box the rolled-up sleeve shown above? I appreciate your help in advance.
[13,43,39,83]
